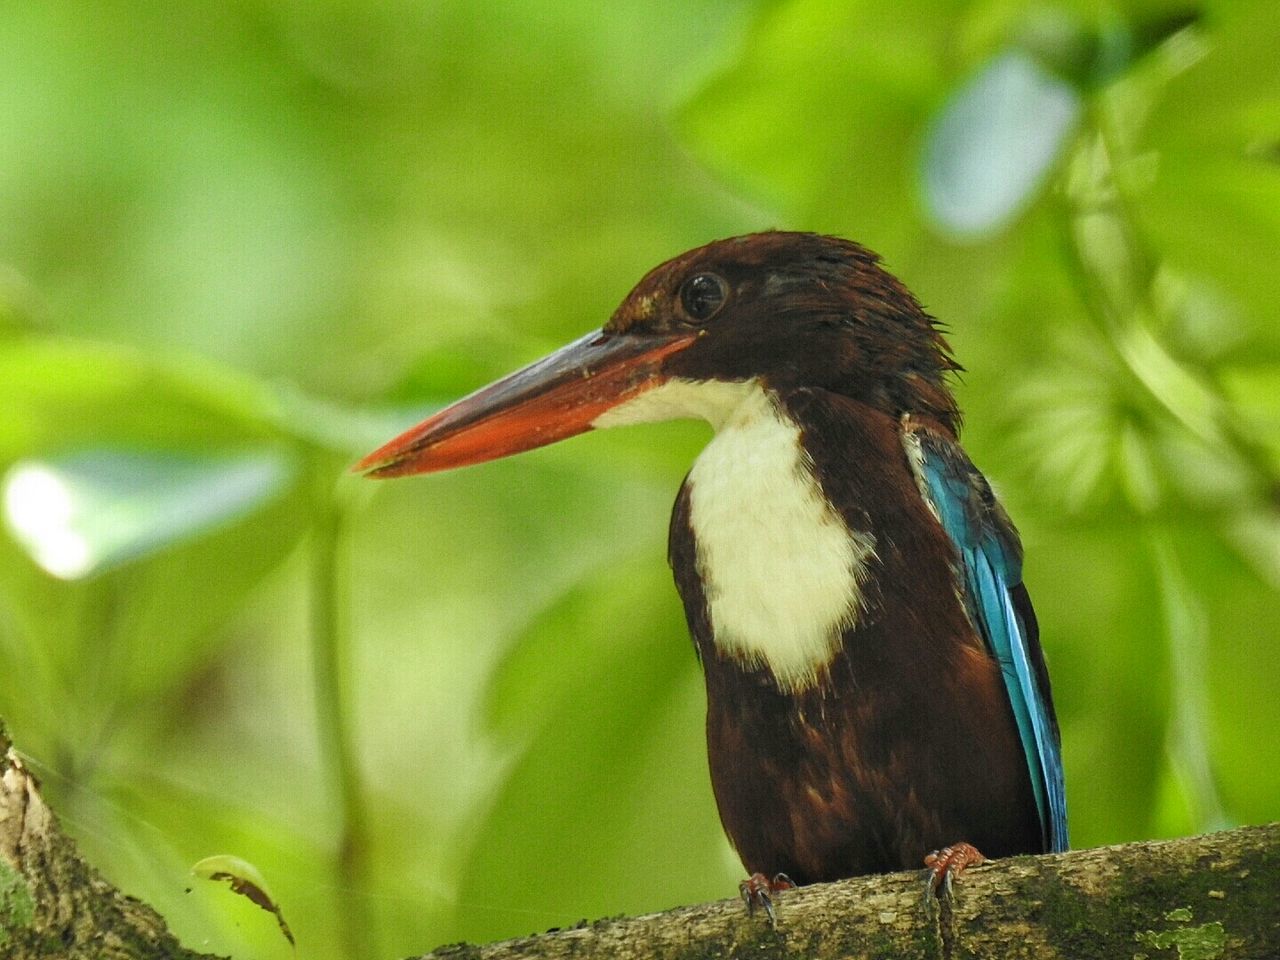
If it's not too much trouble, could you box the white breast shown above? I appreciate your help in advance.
[594,378,875,693]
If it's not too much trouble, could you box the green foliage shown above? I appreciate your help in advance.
[1,1,1277,957]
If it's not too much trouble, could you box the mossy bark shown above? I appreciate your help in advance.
[3,720,1277,959]
[0,724,221,960]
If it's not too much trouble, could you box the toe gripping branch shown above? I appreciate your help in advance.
[922,842,986,901]
[739,872,795,928]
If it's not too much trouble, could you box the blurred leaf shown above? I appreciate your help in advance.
[193,854,295,948]
[1229,509,1280,590]
[922,50,1080,238]
[1134,1,1280,338]
[2,449,294,580]
[0,336,402,462]
[1219,364,1280,453]
[1152,535,1229,837]
[384,335,542,405]
[0,337,328,756]
[1151,266,1250,363]
[271,384,435,461]
[1026,519,1171,845]
[0,265,45,335]
[0,338,283,459]
[1171,524,1280,828]
[679,0,949,236]
[0,475,313,760]
[1013,4,1201,88]
[1011,331,1133,515]
[676,0,1084,357]
[450,554,732,943]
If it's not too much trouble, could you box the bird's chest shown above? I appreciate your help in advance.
[683,395,876,693]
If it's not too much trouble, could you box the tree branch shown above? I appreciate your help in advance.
[3,720,1277,959]
[423,824,1280,960]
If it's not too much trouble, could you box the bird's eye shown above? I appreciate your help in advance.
[679,273,728,322]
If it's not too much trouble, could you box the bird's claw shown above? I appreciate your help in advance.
[739,872,794,928]
[921,842,986,902]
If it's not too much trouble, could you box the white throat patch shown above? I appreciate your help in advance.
[594,378,876,693]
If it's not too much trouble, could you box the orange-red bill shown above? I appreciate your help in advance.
[355,329,698,478]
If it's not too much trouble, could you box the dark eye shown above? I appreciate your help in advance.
[679,273,727,322]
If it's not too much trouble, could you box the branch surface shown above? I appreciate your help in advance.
[420,822,1280,960]
[2,720,1277,960]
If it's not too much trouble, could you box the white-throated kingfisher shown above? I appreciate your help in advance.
[357,231,1068,916]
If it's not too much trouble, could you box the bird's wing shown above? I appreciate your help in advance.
[906,423,1068,852]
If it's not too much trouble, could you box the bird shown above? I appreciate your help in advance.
[357,231,1068,917]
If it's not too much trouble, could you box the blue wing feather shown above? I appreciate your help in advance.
[913,428,1068,853]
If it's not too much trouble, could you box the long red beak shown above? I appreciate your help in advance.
[355,329,698,478]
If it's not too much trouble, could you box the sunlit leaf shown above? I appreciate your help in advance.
[2,449,295,579]
[922,50,1080,238]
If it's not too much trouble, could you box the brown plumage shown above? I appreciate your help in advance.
[670,391,1040,883]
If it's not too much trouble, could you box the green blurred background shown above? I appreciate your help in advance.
[2,0,1278,957]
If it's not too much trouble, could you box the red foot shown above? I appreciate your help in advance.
[738,872,794,928]
[923,842,986,898]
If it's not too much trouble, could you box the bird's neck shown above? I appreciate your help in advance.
[678,383,879,694]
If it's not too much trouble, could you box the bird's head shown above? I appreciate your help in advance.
[357,231,960,478]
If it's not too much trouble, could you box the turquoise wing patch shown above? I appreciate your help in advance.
[912,428,1068,852]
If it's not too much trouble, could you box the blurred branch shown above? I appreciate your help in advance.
[4,719,1277,959]
[420,824,1280,960]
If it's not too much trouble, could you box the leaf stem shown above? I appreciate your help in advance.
[309,472,373,960]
